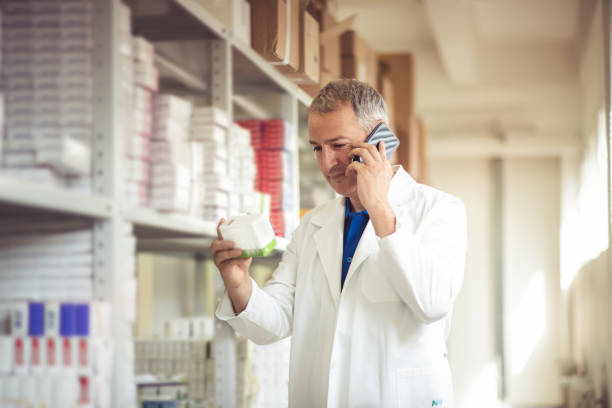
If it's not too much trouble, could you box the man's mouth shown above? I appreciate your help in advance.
[328,173,345,180]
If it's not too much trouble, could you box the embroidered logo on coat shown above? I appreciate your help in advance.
[432,400,445,407]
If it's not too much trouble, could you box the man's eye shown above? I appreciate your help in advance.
[333,144,347,149]
[313,146,322,152]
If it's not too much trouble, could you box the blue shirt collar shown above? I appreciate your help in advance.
[345,197,368,218]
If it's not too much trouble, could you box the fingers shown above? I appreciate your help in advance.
[351,143,380,164]
[214,247,244,265]
[345,161,364,176]
[378,140,386,161]
[211,239,235,253]
[216,218,226,240]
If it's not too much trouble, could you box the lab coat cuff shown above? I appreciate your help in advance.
[215,277,259,321]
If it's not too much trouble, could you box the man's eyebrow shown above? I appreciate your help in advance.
[309,136,348,145]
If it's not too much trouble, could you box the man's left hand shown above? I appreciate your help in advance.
[345,141,393,212]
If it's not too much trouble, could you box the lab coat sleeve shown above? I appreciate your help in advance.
[215,229,299,345]
[377,197,467,324]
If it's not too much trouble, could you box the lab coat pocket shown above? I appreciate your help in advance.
[360,268,401,303]
[396,363,453,408]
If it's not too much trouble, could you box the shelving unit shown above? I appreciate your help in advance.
[0,0,311,406]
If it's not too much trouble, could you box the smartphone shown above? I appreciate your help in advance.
[352,122,400,163]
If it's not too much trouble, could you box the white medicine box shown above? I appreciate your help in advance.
[198,0,251,45]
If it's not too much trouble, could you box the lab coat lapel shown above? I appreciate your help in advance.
[343,220,377,289]
[312,198,345,306]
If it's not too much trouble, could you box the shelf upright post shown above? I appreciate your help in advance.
[281,94,301,231]
[210,38,238,408]
[92,0,137,406]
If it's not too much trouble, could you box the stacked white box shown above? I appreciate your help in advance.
[229,123,256,214]
[1,1,94,188]
[190,106,231,220]
[124,35,159,208]
[134,339,212,402]
[150,94,193,212]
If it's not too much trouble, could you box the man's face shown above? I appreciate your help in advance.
[308,103,368,197]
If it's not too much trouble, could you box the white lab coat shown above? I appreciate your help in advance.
[216,166,467,407]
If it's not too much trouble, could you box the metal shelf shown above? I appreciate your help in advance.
[0,176,113,219]
[129,0,313,107]
[128,0,226,41]
[156,53,207,92]
[124,207,218,239]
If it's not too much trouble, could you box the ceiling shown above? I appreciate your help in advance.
[336,0,597,144]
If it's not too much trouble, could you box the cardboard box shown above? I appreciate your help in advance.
[341,30,377,86]
[286,9,320,84]
[248,0,299,72]
[319,13,355,77]
[276,0,300,74]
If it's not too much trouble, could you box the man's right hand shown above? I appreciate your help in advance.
[211,219,253,313]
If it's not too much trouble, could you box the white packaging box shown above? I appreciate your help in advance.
[153,118,190,141]
[164,319,190,340]
[125,133,151,160]
[0,336,13,374]
[60,50,93,75]
[150,189,190,212]
[189,181,203,217]
[133,87,153,112]
[189,123,226,144]
[5,135,34,151]
[0,168,62,186]
[201,140,228,160]
[150,140,190,166]
[202,206,228,221]
[191,142,204,178]
[134,60,158,92]
[202,174,232,192]
[191,106,229,128]
[61,101,94,127]
[197,0,250,45]
[201,190,229,208]
[241,192,271,216]
[230,122,251,145]
[229,192,241,214]
[154,94,193,120]
[35,134,91,176]
[125,158,150,183]
[219,213,276,255]
[190,318,214,341]
[133,107,153,135]
[3,151,36,167]
[125,181,149,207]
[202,156,228,176]
[151,164,191,188]
[132,36,155,65]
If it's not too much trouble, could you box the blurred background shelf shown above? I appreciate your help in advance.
[0,177,113,219]
[124,207,218,239]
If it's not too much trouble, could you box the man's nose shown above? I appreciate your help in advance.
[320,146,340,170]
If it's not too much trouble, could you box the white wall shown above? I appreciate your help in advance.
[431,157,563,407]
[561,0,611,399]
[503,158,562,405]
[430,158,501,407]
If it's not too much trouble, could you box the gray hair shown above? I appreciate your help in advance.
[309,79,389,133]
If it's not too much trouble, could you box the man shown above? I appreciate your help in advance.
[212,79,467,407]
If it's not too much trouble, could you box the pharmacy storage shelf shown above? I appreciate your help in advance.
[128,0,226,41]
[129,0,313,108]
[0,176,113,219]
[155,53,207,92]
[124,207,218,239]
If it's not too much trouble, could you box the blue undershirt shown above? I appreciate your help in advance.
[341,198,370,290]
